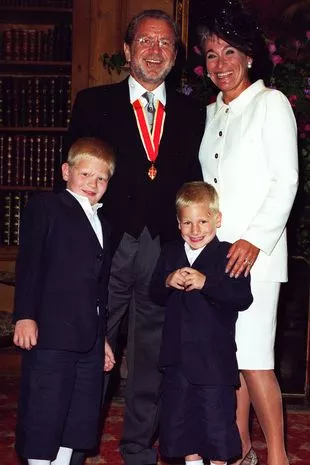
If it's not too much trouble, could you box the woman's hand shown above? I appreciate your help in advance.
[226,239,259,278]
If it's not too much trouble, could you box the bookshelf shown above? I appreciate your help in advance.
[0,0,72,256]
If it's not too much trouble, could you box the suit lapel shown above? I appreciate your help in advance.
[59,191,104,251]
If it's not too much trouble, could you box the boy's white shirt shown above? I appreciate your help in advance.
[66,189,103,247]
[184,242,206,266]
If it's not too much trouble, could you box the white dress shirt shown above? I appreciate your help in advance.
[184,242,206,266]
[67,189,103,247]
[128,75,166,108]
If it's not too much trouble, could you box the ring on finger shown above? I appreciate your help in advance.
[244,258,253,266]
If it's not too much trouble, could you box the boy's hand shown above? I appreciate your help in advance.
[165,269,189,290]
[13,319,38,350]
[180,267,206,291]
[104,339,115,372]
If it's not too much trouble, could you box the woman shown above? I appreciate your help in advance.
[198,3,299,465]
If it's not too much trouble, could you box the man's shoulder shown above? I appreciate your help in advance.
[75,79,128,103]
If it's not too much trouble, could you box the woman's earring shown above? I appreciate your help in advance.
[207,73,210,78]
[247,61,252,69]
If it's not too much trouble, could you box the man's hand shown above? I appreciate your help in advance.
[13,319,38,350]
[180,267,206,291]
[104,339,115,372]
[226,239,260,278]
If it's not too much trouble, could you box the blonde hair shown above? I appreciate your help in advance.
[176,181,219,216]
[67,137,116,178]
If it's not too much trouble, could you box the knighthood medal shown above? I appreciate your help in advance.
[132,98,165,180]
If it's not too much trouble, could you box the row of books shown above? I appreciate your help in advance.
[0,76,71,127]
[0,190,33,246]
[0,0,72,7]
[0,134,64,187]
[1,25,72,62]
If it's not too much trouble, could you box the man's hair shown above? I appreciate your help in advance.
[67,137,116,177]
[124,9,179,49]
[176,181,220,216]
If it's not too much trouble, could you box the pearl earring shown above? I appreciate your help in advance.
[207,73,210,78]
[247,62,252,69]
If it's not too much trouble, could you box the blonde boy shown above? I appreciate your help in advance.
[13,138,116,465]
[151,181,253,465]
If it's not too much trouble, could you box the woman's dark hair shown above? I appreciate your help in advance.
[124,9,179,50]
[198,0,273,85]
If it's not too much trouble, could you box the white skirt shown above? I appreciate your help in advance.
[236,281,281,370]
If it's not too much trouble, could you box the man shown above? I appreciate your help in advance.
[66,10,205,465]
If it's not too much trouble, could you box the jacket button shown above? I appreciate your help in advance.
[219,131,223,136]
[214,178,218,183]
[97,253,103,260]
[215,153,218,159]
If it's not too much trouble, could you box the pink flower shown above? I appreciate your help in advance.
[193,45,202,55]
[193,65,204,77]
[306,31,310,40]
[293,40,302,50]
[272,54,284,65]
[268,42,277,53]
[289,95,298,107]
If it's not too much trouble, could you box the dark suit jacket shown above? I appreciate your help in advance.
[150,237,253,386]
[13,190,112,352]
[64,78,205,249]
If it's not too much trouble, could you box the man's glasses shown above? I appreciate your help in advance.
[135,37,175,50]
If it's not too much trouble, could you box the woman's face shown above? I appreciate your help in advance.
[204,35,252,103]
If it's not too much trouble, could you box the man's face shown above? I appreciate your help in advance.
[124,17,177,90]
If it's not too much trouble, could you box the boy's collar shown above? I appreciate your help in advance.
[66,189,102,211]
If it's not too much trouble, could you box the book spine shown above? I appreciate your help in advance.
[14,135,21,185]
[49,136,56,187]
[3,29,12,61]
[35,135,41,186]
[12,191,21,245]
[21,135,27,186]
[3,192,12,246]
[28,136,34,185]
[42,135,48,187]
[0,135,4,185]
[0,78,3,127]
[6,135,12,185]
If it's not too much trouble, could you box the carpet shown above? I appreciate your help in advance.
[1,376,310,465]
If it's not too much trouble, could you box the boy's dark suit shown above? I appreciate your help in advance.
[13,190,112,459]
[151,236,253,385]
[65,78,205,465]
[150,236,253,459]
[14,190,111,351]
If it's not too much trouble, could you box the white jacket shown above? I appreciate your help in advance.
[199,80,299,282]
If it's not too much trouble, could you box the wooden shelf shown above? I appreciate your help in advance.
[0,60,71,66]
[0,186,53,191]
[0,7,72,13]
[0,246,18,261]
[0,127,68,132]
